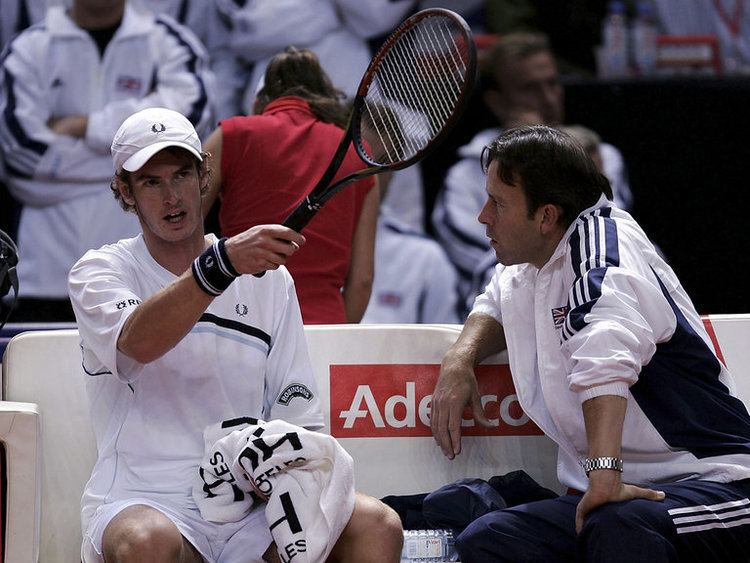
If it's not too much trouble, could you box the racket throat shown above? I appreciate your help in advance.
[283,196,322,232]
[301,196,321,212]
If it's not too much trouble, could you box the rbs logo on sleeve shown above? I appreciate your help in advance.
[329,364,542,438]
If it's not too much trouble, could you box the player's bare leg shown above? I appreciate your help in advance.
[102,505,203,563]
[327,492,404,563]
[263,542,281,563]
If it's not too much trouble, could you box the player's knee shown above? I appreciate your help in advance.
[103,508,183,562]
[106,525,182,562]
[379,501,405,550]
[332,494,403,562]
[356,494,403,545]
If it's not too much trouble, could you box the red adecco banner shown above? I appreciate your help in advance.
[329,364,542,438]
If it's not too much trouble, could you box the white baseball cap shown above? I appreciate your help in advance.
[111,107,202,173]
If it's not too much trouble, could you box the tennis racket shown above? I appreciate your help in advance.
[282,7,477,232]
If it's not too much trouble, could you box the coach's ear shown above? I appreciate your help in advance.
[538,203,563,235]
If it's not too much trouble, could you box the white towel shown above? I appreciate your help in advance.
[193,417,355,562]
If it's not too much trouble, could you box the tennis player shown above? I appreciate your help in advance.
[68,107,402,563]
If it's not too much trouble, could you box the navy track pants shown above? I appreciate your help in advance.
[456,478,750,562]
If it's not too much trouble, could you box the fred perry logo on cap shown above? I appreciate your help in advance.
[111,107,202,172]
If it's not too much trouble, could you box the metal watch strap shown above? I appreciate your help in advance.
[581,456,624,476]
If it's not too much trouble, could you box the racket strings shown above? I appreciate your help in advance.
[360,15,472,166]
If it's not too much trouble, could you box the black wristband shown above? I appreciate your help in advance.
[192,238,239,296]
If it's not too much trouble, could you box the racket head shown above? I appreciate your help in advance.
[351,8,477,171]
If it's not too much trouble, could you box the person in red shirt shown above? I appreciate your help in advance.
[203,46,378,324]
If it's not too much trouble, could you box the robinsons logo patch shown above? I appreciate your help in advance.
[277,383,314,406]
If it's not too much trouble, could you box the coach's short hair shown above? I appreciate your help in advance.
[481,125,613,226]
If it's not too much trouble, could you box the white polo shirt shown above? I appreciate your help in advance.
[69,233,323,533]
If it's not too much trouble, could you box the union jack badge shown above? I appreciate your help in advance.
[116,75,142,93]
[551,305,570,329]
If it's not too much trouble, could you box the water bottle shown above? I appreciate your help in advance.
[401,529,459,562]
[599,0,630,78]
[630,0,659,76]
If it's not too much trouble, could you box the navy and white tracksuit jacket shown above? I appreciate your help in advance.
[472,195,750,493]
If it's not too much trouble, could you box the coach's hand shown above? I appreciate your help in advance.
[225,225,305,275]
[430,353,492,459]
[575,470,665,533]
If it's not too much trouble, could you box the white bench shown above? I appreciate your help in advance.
[1,315,747,562]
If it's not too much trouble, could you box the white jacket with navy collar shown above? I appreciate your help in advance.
[0,3,215,299]
[472,196,750,492]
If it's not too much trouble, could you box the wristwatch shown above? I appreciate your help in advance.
[581,456,624,476]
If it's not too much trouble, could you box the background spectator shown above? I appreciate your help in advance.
[0,0,216,321]
[651,0,750,72]
[203,46,378,324]
[483,0,607,75]
[362,172,460,324]
[0,0,48,240]
[129,0,239,117]
[0,0,47,51]
[211,0,416,119]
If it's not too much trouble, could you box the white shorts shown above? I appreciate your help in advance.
[81,498,272,563]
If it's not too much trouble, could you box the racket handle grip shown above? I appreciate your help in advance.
[283,200,317,232]
[253,201,317,279]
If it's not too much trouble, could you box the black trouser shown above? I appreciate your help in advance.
[456,478,750,562]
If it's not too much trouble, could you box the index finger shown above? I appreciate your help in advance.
[262,224,307,246]
[278,231,306,247]
[263,237,301,258]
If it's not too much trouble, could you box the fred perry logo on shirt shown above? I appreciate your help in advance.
[235,303,248,316]
[277,383,314,406]
[551,305,570,329]
[116,298,141,310]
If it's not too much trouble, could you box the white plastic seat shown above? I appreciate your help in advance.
[2,316,747,562]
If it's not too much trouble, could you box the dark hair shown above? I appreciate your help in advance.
[481,125,613,226]
[253,46,349,127]
[480,32,552,92]
[110,147,211,212]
